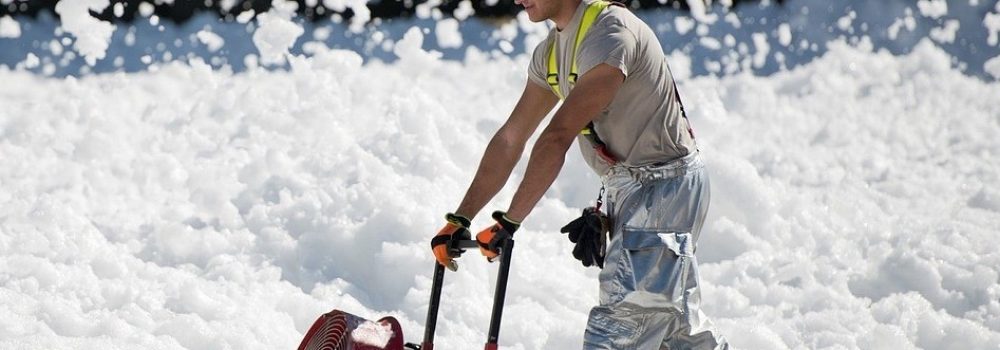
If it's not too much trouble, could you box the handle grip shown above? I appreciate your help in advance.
[422,239,515,349]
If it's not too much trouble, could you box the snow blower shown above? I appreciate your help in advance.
[298,238,515,350]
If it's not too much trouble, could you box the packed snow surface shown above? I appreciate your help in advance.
[1,1,1000,350]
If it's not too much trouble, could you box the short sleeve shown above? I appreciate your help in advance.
[527,34,554,90]
[577,13,636,78]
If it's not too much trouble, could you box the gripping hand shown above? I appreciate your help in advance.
[431,213,472,270]
[476,211,520,262]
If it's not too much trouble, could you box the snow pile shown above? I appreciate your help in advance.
[687,39,1000,349]
[1,34,998,349]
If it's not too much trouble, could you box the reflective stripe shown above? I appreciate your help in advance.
[546,1,610,100]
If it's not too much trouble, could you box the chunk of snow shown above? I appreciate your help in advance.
[675,16,695,35]
[929,19,960,44]
[54,0,116,66]
[917,0,948,19]
[350,321,394,348]
[0,15,20,38]
[985,55,1000,79]
[435,18,462,49]
[252,0,304,66]
[197,30,225,52]
[777,23,792,47]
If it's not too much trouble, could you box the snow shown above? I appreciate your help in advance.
[48,40,63,56]
[684,0,718,24]
[236,10,256,24]
[22,52,39,68]
[930,19,960,44]
[675,16,695,35]
[777,23,791,47]
[453,0,476,21]
[350,321,394,347]
[196,29,225,52]
[837,11,856,32]
[917,0,948,19]
[138,2,155,17]
[53,0,116,65]
[312,27,331,42]
[751,32,769,68]
[1,1,1000,350]
[0,15,20,38]
[435,18,463,49]
[700,37,722,50]
[252,0,305,66]
[322,0,370,33]
[394,27,443,66]
[986,11,1000,46]
[415,0,441,20]
[986,55,1000,79]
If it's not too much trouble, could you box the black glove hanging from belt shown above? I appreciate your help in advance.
[561,207,610,268]
[561,185,611,269]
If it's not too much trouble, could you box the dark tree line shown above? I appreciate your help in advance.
[2,0,779,23]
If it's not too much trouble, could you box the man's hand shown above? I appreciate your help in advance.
[476,211,521,262]
[431,213,472,270]
[560,207,609,268]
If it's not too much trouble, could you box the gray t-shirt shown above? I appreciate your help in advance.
[528,1,697,175]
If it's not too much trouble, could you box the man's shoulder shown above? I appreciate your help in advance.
[581,6,643,47]
[587,5,646,40]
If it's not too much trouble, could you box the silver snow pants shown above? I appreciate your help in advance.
[583,152,729,350]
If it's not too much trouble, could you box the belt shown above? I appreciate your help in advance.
[604,152,703,183]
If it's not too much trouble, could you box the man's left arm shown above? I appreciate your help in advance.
[504,63,625,222]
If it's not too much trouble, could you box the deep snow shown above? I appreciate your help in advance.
[1,0,999,349]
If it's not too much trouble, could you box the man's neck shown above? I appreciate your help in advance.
[553,0,584,31]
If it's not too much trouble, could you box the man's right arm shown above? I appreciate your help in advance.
[453,80,558,219]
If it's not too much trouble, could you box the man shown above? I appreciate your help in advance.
[430,0,729,348]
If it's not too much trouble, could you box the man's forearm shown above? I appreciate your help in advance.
[505,134,574,221]
[454,130,525,219]
[502,64,624,222]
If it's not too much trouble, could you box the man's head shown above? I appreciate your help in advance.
[515,0,554,22]
[515,0,582,28]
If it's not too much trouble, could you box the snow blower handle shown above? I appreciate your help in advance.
[413,238,515,350]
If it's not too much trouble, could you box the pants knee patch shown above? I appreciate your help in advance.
[583,308,640,349]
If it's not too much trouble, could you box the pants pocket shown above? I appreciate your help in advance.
[619,228,694,310]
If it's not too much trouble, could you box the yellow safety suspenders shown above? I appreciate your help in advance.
[545,1,619,164]
[546,0,611,100]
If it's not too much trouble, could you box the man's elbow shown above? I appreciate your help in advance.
[491,126,525,148]
[535,128,578,152]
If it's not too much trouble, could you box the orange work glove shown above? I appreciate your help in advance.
[431,213,472,270]
[475,211,521,262]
